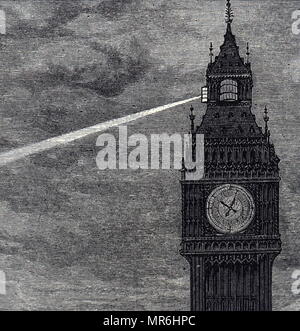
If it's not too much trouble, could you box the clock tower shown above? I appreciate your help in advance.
[180,0,281,311]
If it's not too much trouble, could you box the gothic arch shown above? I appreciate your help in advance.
[250,149,256,163]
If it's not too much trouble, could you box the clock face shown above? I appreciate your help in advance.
[206,184,255,234]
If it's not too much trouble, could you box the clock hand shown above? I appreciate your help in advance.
[225,191,239,216]
[221,201,237,216]
[221,201,231,209]
[225,207,237,217]
[229,190,238,209]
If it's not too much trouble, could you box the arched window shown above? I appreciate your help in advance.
[235,150,239,161]
[220,150,225,161]
[250,150,256,163]
[220,79,238,101]
[212,151,217,162]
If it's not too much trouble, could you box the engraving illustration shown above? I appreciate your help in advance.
[0,0,299,314]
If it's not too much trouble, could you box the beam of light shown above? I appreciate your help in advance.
[0,96,201,166]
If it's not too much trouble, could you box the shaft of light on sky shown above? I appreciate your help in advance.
[0,96,201,166]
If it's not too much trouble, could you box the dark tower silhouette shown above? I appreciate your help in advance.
[180,0,281,311]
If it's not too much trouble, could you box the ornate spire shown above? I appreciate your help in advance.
[246,42,250,63]
[189,105,195,133]
[207,0,251,76]
[264,106,271,143]
[209,42,214,64]
[225,0,234,25]
[189,105,197,161]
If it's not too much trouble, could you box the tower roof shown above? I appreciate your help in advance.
[207,0,251,77]
[198,1,259,138]
[198,104,263,138]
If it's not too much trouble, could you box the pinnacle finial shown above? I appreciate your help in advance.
[264,106,270,138]
[246,42,250,63]
[264,106,269,119]
[190,105,195,121]
[209,42,214,63]
[225,0,234,24]
[189,105,195,133]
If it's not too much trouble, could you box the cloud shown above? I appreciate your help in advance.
[78,38,151,96]
[0,136,18,152]
[22,228,87,268]
[4,0,88,38]
[6,34,151,136]
[47,1,85,28]
[4,0,139,38]
[18,36,151,98]
[94,0,138,20]
[30,148,83,170]
[0,166,71,214]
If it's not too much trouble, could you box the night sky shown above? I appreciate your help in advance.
[0,0,299,310]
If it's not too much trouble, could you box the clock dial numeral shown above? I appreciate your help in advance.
[206,184,255,234]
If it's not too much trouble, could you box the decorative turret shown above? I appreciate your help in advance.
[209,42,214,64]
[264,106,270,142]
[206,0,252,105]
[191,0,280,180]
[246,42,250,64]
[189,105,195,133]
[189,105,197,161]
